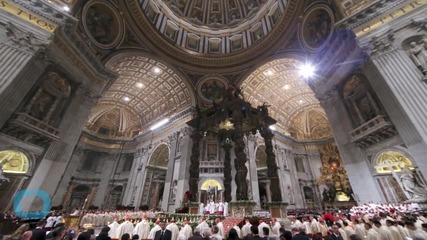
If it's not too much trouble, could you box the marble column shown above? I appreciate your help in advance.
[175,128,191,206]
[318,89,382,203]
[123,148,146,207]
[29,87,99,207]
[247,135,261,206]
[161,133,178,211]
[189,129,202,201]
[0,22,51,129]
[368,47,427,179]
[222,141,233,202]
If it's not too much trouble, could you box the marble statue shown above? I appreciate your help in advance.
[199,203,204,215]
[408,40,427,75]
[0,163,10,184]
[400,168,427,199]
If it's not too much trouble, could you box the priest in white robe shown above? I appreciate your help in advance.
[149,220,161,239]
[233,224,243,239]
[385,220,403,240]
[116,216,135,238]
[134,215,151,240]
[179,219,193,240]
[271,218,281,236]
[241,219,252,238]
[364,223,380,240]
[258,219,271,238]
[167,219,180,240]
[215,218,225,239]
[108,218,120,239]
[196,217,210,234]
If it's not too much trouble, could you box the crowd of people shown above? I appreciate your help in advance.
[2,202,427,240]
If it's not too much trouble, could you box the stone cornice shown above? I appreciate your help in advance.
[122,0,303,72]
[336,0,409,30]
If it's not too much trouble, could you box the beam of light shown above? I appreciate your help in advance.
[298,63,316,79]
[150,118,169,130]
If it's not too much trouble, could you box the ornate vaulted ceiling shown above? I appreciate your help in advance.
[241,58,324,132]
[84,54,194,139]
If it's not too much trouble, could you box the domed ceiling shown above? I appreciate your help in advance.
[241,58,325,133]
[289,109,333,141]
[134,0,289,57]
[84,54,194,139]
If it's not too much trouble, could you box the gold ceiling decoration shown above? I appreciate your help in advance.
[85,54,194,139]
[289,108,333,141]
[375,151,414,174]
[148,144,169,168]
[241,58,323,131]
[0,150,30,174]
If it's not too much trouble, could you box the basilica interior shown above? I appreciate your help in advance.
[0,0,427,214]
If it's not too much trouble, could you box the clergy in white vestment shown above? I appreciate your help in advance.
[233,225,243,239]
[210,201,216,214]
[343,222,355,240]
[406,222,427,239]
[372,220,394,240]
[109,218,120,239]
[396,223,410,238]
[179,219,193,239]
[241,219,252,238]
[149,220,161,239]
[116,216,135,238]
[302,219,312,235]
[352,219,366,239]
[364,223,380,240]
[196,217,210,234]
[212,226,223,240]
[271,218,281,236]
[218,202,224,215]
[258,219,271,237]
[337,224,347,240]
[215,218,225,239]
[317,218,329,237]
[199,203,205,215]
[291,217,302,229]
[167,219,180,240]
[385,220,403,240]
[223,202,228,217]
[134,215,151,239]
[309,216,320,235]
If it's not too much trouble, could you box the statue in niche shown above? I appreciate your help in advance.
[399,168,427,199]
[29,90,55,120]
[322,188,329,202]
[408,39,427,76]
[0,163,10,184]
[357,96,376,121]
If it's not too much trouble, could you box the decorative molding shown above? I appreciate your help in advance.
[1,22,50,54]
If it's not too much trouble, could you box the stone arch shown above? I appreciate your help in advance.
[372,148,415,174]
[237,54,325,133]
[148,143,170,168]
[69,184,91,209]
[255,145,267,169]
[0,149,32,175]
[198,178,224,190]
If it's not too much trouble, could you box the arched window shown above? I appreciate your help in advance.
[0,150,30,174]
